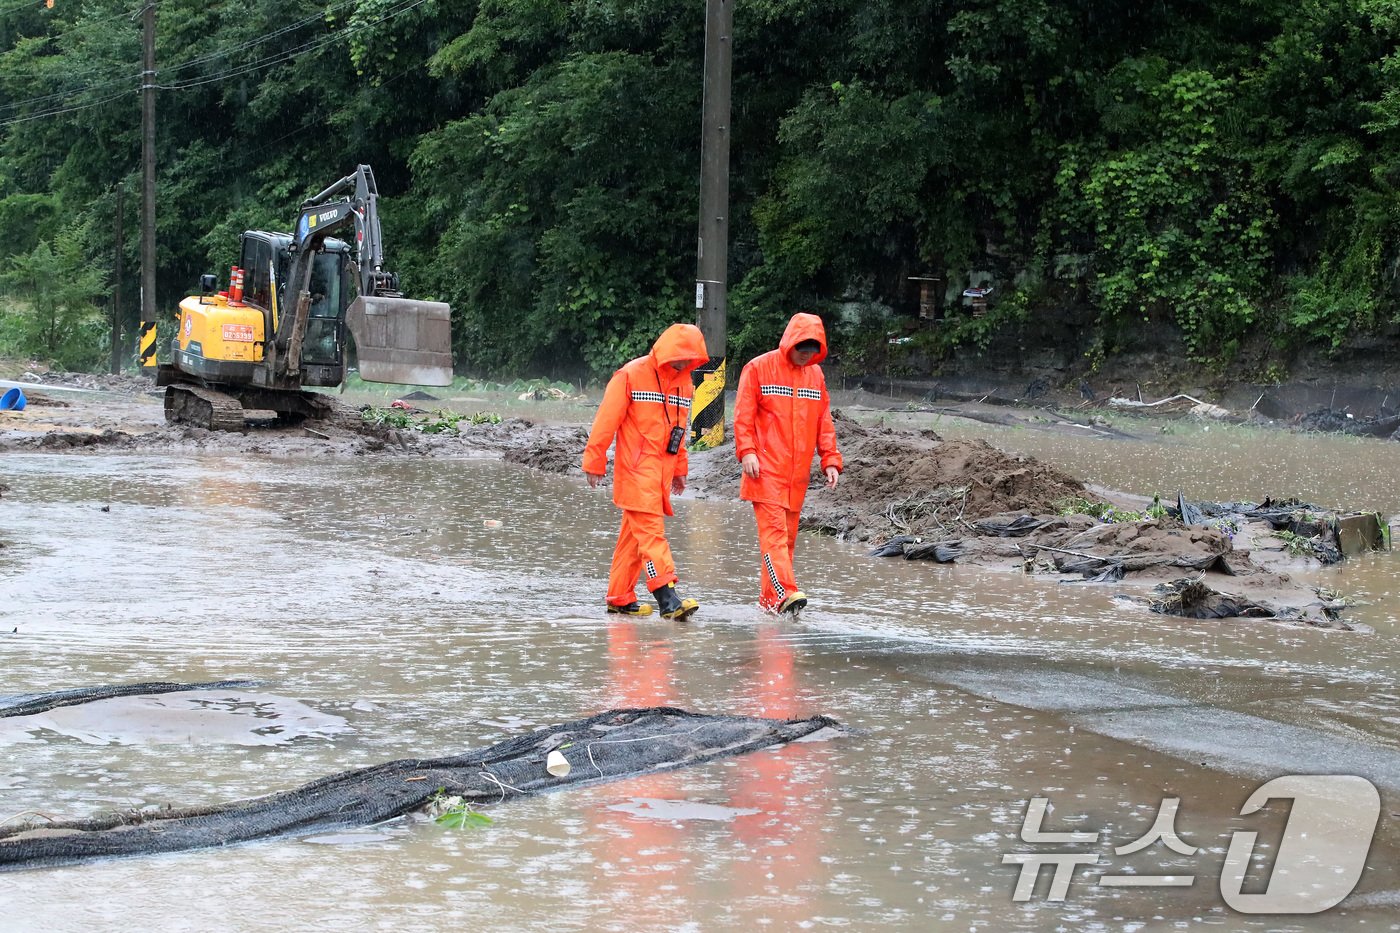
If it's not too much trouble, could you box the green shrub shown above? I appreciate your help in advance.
[0,230,108,371]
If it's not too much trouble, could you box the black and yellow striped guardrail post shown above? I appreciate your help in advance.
[690,357,726,448]
[138,320,158,370]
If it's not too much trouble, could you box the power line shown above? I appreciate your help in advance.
[0,69,136,114]
[0,0,436,126]
[160,0,435,91]
[0,0,340,108]
[167,0,362,74]
[0,87,127,126]
[0,0,360,80]
[0,2,335,92]
[0,52,127,82]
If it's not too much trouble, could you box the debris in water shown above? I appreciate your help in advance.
[0,706,839,871]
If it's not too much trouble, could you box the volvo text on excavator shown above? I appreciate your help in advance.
[157,165,452,429]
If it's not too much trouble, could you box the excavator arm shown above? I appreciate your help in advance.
[274,165,452,386]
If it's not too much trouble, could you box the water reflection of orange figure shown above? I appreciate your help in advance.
[589,622,693,927]
[729,624,832,925]
[606,621,675,709]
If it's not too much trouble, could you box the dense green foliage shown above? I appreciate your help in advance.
[1,0,1398,376]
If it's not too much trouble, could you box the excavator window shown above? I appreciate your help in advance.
[241,237,276,311]
[307,253,342,319]
[303,252,344,365]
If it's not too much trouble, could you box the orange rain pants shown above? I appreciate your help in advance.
[754,501,802,612]
[606,510,679,607]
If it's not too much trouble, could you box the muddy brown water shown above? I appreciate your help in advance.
[1,407,1399,932]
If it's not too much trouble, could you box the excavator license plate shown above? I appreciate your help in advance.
[346,296,453,386]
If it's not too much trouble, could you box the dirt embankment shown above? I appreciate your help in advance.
[0,372,1373,630]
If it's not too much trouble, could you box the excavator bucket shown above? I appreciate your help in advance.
[346,295,453,386]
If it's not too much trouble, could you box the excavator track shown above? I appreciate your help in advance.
[164,384,246,431]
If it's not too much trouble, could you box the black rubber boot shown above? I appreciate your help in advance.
[653,583,699,621]
[778,591,808,614]
[607,601,654,616]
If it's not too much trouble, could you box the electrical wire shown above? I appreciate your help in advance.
[166,0,362,74]
[0,0,437,127]
[0,76,131,115]
[159,0,435,91]
[0,0,361,109]
[0,86,128,126]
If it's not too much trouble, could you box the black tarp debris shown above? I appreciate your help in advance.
[902,540,964,562]
[0,706,839,872]
[1297,408,1400,439]
[1148,578,1274,619]
[869,536,916,558]
[868,536,963,561]
[0,681,258,718]
[973,514,1049,537]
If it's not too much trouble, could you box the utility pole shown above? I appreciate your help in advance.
[138,1,157,372]
[690,0,732,447]
[111,185,124,374]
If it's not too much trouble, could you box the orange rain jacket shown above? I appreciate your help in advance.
[583,324,710,516]
[734,313,843,511]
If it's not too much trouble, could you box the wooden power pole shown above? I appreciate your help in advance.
[690,0,732,447]
[138,1,157,372]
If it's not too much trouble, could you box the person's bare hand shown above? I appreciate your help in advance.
[671,475,686,494]
[741,454,761,479]
[585,471,605,488]
[825,466,840,488]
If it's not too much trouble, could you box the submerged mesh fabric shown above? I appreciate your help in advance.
[0,706,838,871]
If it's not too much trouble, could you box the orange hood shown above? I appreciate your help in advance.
[778,313,828,365]
[649,323,709,382]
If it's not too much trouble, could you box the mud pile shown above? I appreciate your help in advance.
[499,424,590,472]
[793,413,1092,543]
[868,498,1361,629]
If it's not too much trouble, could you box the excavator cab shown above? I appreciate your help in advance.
[237,231,350,387]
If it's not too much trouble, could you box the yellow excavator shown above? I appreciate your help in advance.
[157,165,452,429]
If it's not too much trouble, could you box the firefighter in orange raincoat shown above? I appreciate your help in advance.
[583,324,709,620]
[734,313,843,613]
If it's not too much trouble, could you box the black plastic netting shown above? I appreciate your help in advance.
[0,706,838,872]
[0,681,258,718]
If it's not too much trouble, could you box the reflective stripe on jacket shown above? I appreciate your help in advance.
[583,324,709,515]
[734,313,843,511]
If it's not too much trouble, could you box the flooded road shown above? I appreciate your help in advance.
[2,418,1399,931]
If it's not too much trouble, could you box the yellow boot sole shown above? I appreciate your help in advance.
[607,602,655,616]
[778,591,808,614]
[661,598,699,621]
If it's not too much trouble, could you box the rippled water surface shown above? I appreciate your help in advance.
[2,420,1398,931]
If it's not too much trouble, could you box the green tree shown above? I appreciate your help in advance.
[413,49,699,376]
[1,227,108,370]
[1046,64,1274,359]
